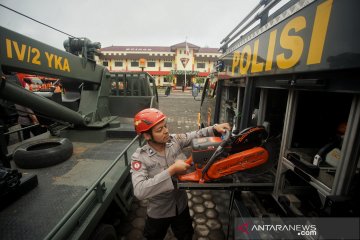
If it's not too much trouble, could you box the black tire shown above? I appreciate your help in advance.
[89,224,118,240]
[13,138,73,169]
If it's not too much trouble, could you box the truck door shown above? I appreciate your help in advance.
[199,77,218,128]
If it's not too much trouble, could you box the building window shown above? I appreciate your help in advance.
[164,62,172,68]
[131,61,139,67]
[103,61,109,66]
[115,61,123,67]
[197,62,205,68]
[147,61,156,67]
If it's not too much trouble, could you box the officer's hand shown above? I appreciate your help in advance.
[168,160,190,176]
[214,123,231,134]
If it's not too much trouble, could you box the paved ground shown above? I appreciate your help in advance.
[118,90,235,240]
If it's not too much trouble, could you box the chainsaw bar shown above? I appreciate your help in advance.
[240,140,279,176]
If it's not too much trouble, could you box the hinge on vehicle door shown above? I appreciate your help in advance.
[95,182,107,203]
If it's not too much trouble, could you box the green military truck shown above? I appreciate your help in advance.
[0,27,158,239]
[198,0,360,220]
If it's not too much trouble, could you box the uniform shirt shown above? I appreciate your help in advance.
[130,126,215,218]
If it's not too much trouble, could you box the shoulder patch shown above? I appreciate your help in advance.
[175,134,187,140]
[132,161,142,171]
[141,145,148,150]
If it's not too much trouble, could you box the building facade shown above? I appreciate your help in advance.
[98,42,221,87]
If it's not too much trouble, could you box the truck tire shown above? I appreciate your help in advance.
[13,138,73,169]
[89,224,118,240]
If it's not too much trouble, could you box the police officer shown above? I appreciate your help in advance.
[131,108,230,240]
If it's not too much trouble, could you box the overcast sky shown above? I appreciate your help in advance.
[0,0,259,51]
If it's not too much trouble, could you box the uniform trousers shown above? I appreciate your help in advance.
[143,206,194,240]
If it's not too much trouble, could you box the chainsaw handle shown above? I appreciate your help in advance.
[185,156,193,165]
[220,130,231,146]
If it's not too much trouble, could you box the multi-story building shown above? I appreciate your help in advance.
[98,42,221,87]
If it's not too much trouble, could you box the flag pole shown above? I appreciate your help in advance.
[184,65,187,91]
[184,38,187,92]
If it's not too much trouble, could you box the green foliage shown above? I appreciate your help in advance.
[194,77,205,84]
[164,74,174,82]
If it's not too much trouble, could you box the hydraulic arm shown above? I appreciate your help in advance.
[0,26,115,127]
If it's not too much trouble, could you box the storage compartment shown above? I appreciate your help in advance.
[286,91,353,189]
[291,91,351,149]
[219,86,244,125]
[225,86,240,126]
[279,167,359,217]
[279,171,324,216]
[263,89,288,138]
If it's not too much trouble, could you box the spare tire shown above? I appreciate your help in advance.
[13,138,73,169]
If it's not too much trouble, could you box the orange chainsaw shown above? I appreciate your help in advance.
[178,126,273,183]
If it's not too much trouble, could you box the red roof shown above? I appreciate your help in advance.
[101,42,219,54]
[198,48,220,53]
[147,71,209,77]
[108,70,209,77]
[147,71,171,76]
[170,42,200,49]
[101,46,171,52]
[198,72,210,77]
[110,70,171,76]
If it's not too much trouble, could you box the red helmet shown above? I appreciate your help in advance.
[134,108,166,134]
